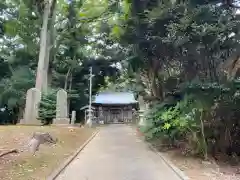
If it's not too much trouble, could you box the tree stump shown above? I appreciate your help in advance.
[28,132,57,155]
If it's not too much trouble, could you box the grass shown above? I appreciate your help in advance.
[0,125,95,180]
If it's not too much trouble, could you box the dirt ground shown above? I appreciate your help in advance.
[0,125,95,180]
[161,150,240,180]
[135,127,240,180]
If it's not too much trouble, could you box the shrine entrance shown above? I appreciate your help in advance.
[95,105,134,124]
[110,109,122,123]
[92,92,138,124]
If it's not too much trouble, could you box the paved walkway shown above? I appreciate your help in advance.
[56,124,182,180]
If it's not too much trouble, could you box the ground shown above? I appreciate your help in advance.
[56,124,182,180]
[136,127,240,180]
[147,139,240,180]
[162,150,240,180]
[1,124,240,180]
[0,125,95,180]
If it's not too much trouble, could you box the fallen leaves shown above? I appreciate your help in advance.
[161,150,240,180]
[0,125,95,180]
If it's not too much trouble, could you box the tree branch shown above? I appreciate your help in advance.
[224,0,240,8]
[0,149,18,157]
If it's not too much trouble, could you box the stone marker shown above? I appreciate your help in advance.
[71,111,76,125]
[53,89,70,124]
[20,88,41,125]
[138,95,147,126]
[86,109,93,127]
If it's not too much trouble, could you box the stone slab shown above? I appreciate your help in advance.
[71,111,76,125]
[56,89,68,119]
[20,88,42,125]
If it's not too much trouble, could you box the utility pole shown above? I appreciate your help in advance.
[86,67,93,127]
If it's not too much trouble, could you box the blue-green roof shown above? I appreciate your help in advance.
[93,92,137,105]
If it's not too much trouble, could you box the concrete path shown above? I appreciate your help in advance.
[56,124,182,180]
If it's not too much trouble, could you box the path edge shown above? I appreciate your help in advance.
[46,129,99,180]
[133,125,189,180]
[147,142,190,180]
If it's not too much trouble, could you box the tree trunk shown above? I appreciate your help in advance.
[47,2,57,88]
[64,67,71,90]
[67,73,72,116]
[42,31,50,92]
[35,0,51,91]
[139,71,151,95]
[35,0,57,92]
[148,66,163,100]
[17,106,24,124]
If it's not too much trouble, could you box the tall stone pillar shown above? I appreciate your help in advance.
[20,88,42,125]
[138,95,147,126]
[71,110,76,125]
[53,89,70,124]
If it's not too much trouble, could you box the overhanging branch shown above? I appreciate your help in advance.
[223,0,240,8]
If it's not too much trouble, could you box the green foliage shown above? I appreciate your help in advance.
[38,89,57,124]
[0,66,35,108]
[2,0,240,164]
[0,0,123,123]
[107,0,240,161]
[143,95,193,138]
[142,94,205,156]
[140,80,240,158]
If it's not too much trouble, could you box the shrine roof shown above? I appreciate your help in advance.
[93,92,138,105]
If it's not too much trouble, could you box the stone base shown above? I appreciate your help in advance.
[19,119,42,125]
[53,118,70,125]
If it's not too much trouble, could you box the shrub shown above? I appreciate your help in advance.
[38,89,57,125]
[142,94,211,158]
[141,80,240,159]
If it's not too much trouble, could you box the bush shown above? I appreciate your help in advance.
[38,89,57,125]
[141,81,240,159]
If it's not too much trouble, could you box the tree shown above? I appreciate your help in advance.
[0,0,122,123]
[111,0,239,98]
[38,89,57,124]
[0,66,35,121]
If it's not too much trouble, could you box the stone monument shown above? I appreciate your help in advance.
[138,95,147,126]
[53,89,70,124]
[71,110,76,125]
[20,88,41,125]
